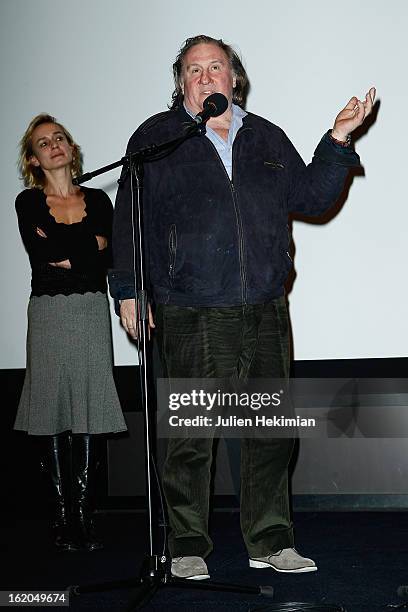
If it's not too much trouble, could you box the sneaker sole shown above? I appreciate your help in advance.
[249,559,317,573]
[172,573,210,580]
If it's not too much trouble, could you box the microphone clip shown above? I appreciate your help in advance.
[195,123,207,136]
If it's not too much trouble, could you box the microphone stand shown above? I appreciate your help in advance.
[67,118,274,610]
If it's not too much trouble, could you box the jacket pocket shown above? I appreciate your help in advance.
[168,224,177,286]
[264,160,285,169]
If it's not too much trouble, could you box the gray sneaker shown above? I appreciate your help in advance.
[249,548,317,573]
[171,556,210,580]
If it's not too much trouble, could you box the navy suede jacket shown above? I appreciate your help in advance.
[109,106,360,307]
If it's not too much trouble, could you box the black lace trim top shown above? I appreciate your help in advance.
[16,187,113,297]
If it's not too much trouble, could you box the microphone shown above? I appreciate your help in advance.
[194,93,228,124]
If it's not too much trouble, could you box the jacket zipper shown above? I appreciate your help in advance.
[286,224,293,263]
[168,223,177,283]
[206,135,247,305]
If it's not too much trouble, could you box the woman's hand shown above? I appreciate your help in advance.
[96,235,107,250]
[35,227,72,270]
[49,259,72,269]
[36,226,47,238]
[36,226,71,268]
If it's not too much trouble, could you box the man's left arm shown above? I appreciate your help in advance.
[286,87,376,215]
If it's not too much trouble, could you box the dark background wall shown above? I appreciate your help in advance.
[5,357,408,517]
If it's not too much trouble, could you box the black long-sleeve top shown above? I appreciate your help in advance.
[16,187,113,297]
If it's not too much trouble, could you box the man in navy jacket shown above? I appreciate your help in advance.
[110,34,375,580]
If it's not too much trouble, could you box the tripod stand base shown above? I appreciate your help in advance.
[67,554,274,611]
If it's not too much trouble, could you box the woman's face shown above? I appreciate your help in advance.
[29,122,73,172]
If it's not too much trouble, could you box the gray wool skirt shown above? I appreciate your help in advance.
[15,292,127,436]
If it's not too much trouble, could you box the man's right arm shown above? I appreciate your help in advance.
[108,130,143,310]
[109,165,140,337]
[109,130,155,338]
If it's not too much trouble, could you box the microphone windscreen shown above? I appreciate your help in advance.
[203,93,228,117]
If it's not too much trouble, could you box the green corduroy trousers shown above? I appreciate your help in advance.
[156,297,295,558]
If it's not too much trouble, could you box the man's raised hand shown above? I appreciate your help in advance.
[332,87,376,141]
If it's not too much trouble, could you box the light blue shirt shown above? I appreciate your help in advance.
[184,102,247,180]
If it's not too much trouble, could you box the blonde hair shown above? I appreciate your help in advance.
[18,113,82,188]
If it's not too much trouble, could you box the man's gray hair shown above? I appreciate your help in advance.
[170,34,250,110]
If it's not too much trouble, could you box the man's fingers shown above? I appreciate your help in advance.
[343,96,358,111]
[120,300,155,340]
[148,305,156,329]
[122,317,138,340]
[356,99,365,119]
[120,300,138,339]
[342,88,376,120]
[363,88,376,117]
[147,312,155,340]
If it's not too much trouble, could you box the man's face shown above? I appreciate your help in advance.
[181,42,235,116]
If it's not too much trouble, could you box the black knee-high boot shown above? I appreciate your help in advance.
[44,433,79,552]
[71,434,103,551]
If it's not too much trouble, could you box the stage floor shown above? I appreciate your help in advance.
[3,510,407,611]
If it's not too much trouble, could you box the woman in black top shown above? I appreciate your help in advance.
[15,113,127,551]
